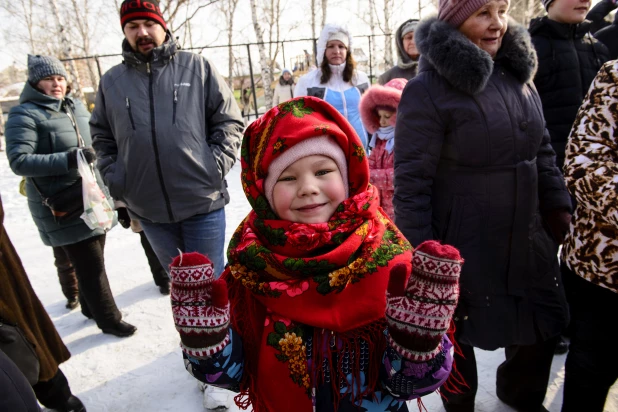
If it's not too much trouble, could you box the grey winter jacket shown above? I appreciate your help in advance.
[378,19,419,85]
[394,18,571,350]
[90,36,244,224]
[6,82,115,247]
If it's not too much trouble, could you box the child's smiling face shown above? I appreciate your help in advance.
[272,155,347,224]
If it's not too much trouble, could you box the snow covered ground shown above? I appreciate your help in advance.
[1,142,616,412]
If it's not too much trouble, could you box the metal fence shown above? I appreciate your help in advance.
[60,33,395,122]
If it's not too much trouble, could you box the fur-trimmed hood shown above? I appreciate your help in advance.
[317,23,353,66]
[415,17,538,95]
[359,78,407,133]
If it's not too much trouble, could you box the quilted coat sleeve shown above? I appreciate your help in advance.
[6,106,72,177]
[393,79,446,247]
[183,327,244,391]
[90,82,121,197]
[534,91,573,214]
[563,62,618,226]
[380,335,453,400]
[368,142,394,189]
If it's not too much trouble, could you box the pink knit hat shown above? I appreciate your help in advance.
[438,0,493,27]
[264,135,349,210]
[359,78,408,134]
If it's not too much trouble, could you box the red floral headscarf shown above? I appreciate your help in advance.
[225,97,413,411]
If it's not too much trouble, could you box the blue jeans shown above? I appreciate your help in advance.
[140,208,226,279]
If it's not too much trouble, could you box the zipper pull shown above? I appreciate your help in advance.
[174,89,178,103]
[146,63,151,74]
[125,97,130,108]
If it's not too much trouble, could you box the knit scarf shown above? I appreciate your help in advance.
[369,125,395,154]
[224,97,413,412]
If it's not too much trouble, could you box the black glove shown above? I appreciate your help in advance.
[117,207,132,229]
[67,148,97,169]
[544,209,572,245]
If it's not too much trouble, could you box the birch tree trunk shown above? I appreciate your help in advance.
[249,0,274,109]
[69,0,99,91]
[49,0,85,102]
[383,0,394,68]
[219,0,239,90]
[321,0,328,27]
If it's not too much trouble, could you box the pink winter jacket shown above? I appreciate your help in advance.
[368,139,394,220]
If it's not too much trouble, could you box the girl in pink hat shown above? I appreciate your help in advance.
[359,78,407,220]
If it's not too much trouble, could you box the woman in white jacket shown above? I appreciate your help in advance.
[273,68,295,105]
[295,23,370,149]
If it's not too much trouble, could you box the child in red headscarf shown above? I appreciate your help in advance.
[170,97,463,412]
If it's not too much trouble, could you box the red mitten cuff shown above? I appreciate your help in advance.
[386,240,462,362]
[170,252,230,358]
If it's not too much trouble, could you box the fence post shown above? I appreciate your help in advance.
[368,35,373,84]
[313,38,318,66]
[94,56,103,79]
[246,44,259,119]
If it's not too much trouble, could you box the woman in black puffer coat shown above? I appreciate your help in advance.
[393,0,572,410]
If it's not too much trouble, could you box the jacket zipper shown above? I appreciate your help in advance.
[125,97,136,130]
[173,89,178,125]
[147,62,174,221]
[65,105,84,147]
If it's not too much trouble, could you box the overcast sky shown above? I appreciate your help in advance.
[0,0,436,76]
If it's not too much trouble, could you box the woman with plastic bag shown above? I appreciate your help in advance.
[5,55,136,338]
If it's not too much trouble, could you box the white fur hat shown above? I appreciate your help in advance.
[316,23,353,66]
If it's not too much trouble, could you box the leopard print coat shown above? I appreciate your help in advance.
[562,60,618,295]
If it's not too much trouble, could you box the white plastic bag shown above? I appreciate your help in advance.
[77,150,114,230]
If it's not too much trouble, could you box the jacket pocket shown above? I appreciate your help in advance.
[173,89,178,125]
[530,213,559,282]
[125,97,136,130]
[201,143,223,188]
[107,157,127,200]
[441,196,463,243]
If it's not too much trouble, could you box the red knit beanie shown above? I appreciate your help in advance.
[120,0,167,30]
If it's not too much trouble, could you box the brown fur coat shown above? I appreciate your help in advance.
[0,194,70,382]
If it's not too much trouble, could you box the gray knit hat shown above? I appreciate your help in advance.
[400,20,419,37]
[27,54,68,85]
[542,0,554,10]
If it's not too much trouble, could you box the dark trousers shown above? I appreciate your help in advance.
[61,235,121,329]
[52,246,77,301]
[138,231,169,287]
[32,368,71,410]
[561,263,618,412]
[442,332,558,412]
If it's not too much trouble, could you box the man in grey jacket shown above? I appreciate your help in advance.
[90,1,243,296]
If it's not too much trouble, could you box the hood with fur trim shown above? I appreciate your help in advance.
[415,17,537,95]
[317,23,353,66]
[359,78,407,133]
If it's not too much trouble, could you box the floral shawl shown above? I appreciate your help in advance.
[224,97,413,411]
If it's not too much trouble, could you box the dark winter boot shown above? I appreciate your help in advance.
[56,395,86,412]
[101,321,137,338]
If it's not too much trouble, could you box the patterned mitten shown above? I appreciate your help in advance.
[386,240,462,362]
[170,252,230,358]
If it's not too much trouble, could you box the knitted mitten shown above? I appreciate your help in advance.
[170,252,230,358]
[386,240,462,362]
